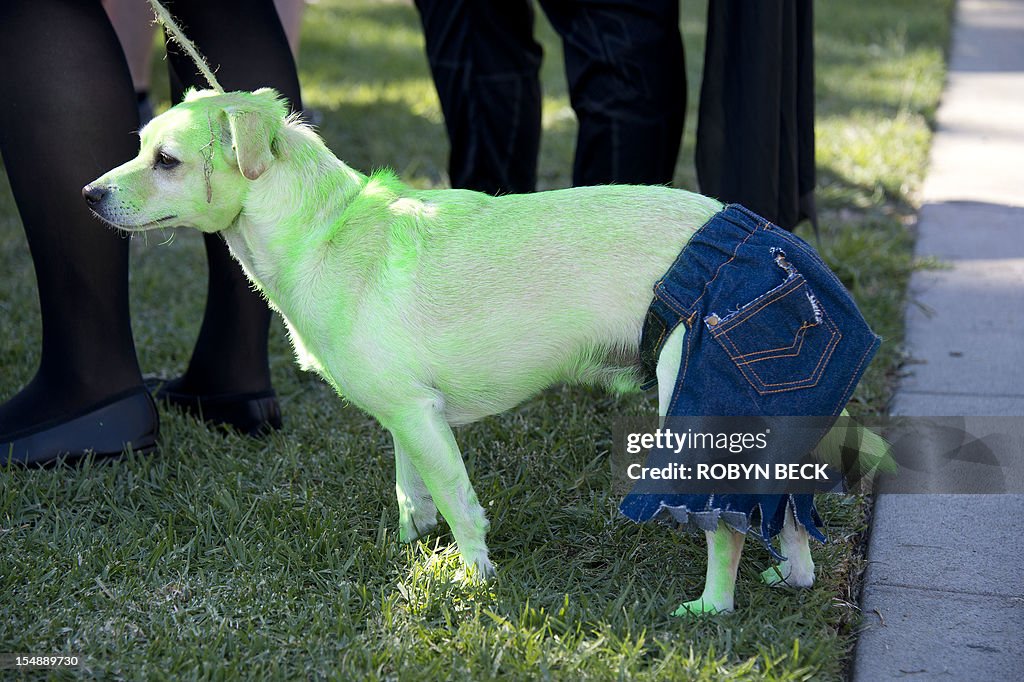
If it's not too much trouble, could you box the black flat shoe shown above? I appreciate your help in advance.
[148,377,282,436]
[1,387,159,468]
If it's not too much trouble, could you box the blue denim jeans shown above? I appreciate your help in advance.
[620,204,881,554]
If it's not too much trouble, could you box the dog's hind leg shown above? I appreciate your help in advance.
[386,396,493,578]
[394,437,439,543]
[655,325,687,422]
[655,327,750,615]
[674,522,746,616]
[760,503,815,588]
[656,325,747,616]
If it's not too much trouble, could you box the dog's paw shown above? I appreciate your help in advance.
[759,564,815,589]
[671,598,733,617]
[458,548,496,582]
[398,507,439,544]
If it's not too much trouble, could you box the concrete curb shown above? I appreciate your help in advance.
[851,1,1024,679]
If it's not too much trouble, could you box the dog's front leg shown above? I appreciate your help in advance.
[386,399,494,578]
[394,436,439,543]
[673,523,746,616]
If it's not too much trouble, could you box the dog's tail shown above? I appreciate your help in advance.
[814,409,896,484]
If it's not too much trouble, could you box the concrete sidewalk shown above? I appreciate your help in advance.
[852,0,1024,679]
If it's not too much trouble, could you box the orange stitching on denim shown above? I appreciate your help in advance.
[759,229,877,403]
[710,281,806,338]
[687,229,758,312]
[714,308,840,394]
[709,277,808,337]
[744,316,838,388]
[730,204,769,232]
[715,332,768,394]
[655,288,690,317]
[731,323,810,364]
[740,312,841,394]
[651,209,721,316]
[717,327,746,360]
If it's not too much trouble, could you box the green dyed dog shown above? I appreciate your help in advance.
[85,88,882,615]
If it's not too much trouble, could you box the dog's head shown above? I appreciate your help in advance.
[83,88,288,233]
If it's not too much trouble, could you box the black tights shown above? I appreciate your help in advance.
[162,0,302,397]
[0,0,300,437]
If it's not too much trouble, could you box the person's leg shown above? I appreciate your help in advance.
[272,0,305,62]
[540,0,686,186]
[696,0,816,231]
[156,0,301,432]
[415,0,542,194]
[102,0,158,122]
[0,0,155,459]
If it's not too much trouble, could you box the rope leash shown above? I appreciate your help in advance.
[146,0,224,93]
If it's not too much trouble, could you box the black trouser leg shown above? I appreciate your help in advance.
[415,0,543,194]
[696,0,816,230]
[541,0,686,186]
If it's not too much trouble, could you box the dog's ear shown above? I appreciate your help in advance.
[224,88,286,181]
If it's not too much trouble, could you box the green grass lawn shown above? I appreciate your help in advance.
[0,0,952,678]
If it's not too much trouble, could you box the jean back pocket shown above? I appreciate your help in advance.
[705,251,841,395]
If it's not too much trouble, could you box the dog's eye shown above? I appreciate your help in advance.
[155,151,180,170]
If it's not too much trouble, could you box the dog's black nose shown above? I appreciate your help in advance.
[82,184,107,206]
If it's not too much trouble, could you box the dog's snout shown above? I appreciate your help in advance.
[82,184,108,206]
